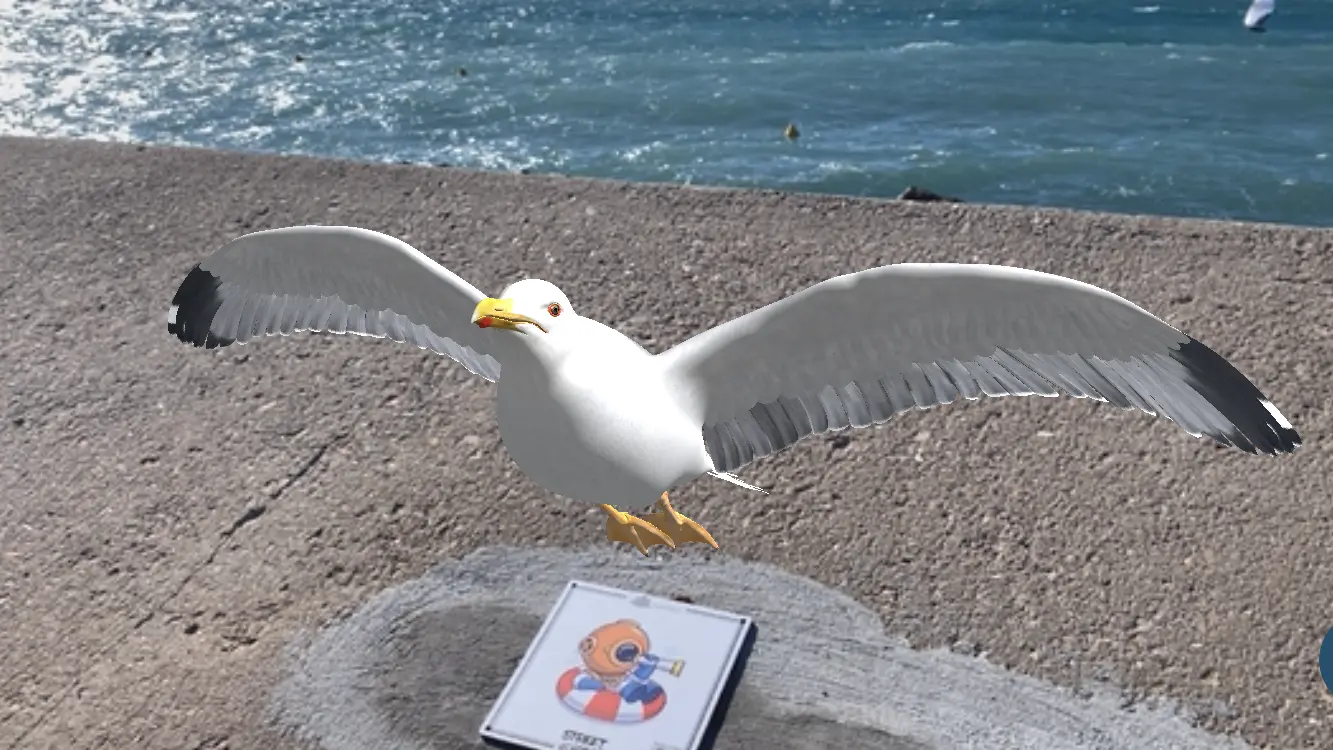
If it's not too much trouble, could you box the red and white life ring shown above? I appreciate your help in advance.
[555,667,667,723]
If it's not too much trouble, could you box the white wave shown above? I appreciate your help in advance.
[619,140,666,163]
[218,124,275,147]
[0,0,215,142]
[1133,5,1161,13]
[444,135,544,172]
[258,83,301,115]
[897,41,955,53]
[814,160,867,175]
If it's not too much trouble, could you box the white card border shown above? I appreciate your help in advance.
[479,579,753,750]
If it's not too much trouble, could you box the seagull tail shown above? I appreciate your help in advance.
[708,470,769,495]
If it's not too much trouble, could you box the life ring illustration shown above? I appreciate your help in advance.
[554,618,684,724]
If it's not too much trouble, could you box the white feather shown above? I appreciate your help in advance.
[709,471,770,494]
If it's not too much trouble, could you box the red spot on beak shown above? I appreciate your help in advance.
[477,317,493,328]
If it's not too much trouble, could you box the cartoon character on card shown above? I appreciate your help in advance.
[555,619,684,723]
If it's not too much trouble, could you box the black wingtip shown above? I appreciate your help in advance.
[167,264,236,349]
[1170,337,1301,456]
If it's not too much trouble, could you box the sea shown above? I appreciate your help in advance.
[1,0,1330,226]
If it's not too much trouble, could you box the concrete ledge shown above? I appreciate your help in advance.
[2,136,1328,749]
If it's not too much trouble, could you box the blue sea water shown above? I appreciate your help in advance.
[1,0,1330,226]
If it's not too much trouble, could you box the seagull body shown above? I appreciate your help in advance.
[167,225,1301,554]
[490,305,712,508]
[1245,0,1274,30]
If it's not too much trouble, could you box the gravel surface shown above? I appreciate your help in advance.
[0,136,1328,750]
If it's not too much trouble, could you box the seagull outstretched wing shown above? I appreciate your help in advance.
[166,225,502,381]
[658,263,1300,474]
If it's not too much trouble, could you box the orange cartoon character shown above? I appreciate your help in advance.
[555,619,685,723]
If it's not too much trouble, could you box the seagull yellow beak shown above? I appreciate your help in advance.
[471,297,546,333]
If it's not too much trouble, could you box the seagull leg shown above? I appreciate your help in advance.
[600,504,676,556]
[642,493,719,550]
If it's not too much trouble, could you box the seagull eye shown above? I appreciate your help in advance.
[547,303,562,317]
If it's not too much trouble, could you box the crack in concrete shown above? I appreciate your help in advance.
[6,434,346,750]
[268,435,344,503]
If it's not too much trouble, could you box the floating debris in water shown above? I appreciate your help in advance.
[898,185,963,203]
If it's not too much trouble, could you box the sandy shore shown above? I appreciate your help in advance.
[1,135,1329,750]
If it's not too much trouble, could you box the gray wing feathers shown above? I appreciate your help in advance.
[669,264,1300,474]
[207,283,501,381]
[703,348,1237,474]
[167,225,501,382]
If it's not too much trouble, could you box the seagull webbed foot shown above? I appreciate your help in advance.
[600,504,676,556]
[641,493,719,550]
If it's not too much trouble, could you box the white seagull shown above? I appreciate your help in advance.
[167,225,1301,554]
[1244,0,1274,31]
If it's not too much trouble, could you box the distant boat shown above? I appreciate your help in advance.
[1244,0,1274,31]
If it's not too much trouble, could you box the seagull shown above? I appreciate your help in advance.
[166,225,1301,554]
[1244,0,1274,31]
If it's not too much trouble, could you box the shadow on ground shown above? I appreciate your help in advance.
[270,547,1249,750]
[372,604,926,750]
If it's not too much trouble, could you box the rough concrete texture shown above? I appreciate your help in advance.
[272,546,1251,750]
[0,135,1329,750]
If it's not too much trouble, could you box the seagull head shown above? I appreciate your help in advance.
[470,279,575,338]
